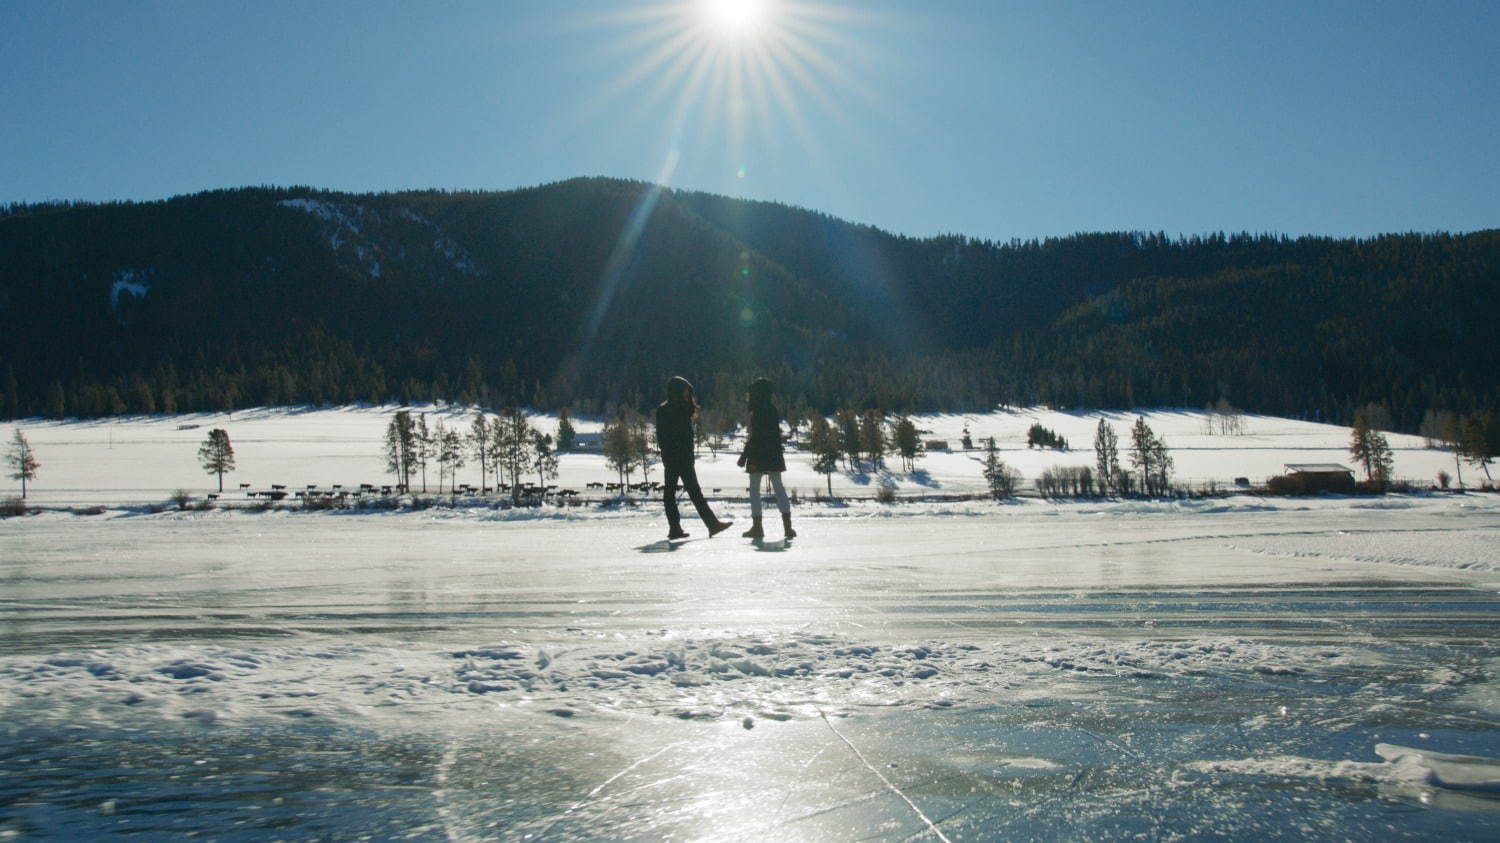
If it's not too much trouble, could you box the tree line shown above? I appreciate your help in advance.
[383,408,567,501]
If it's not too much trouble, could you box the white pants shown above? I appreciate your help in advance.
[749,472,790,518]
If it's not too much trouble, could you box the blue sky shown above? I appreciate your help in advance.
[3,0,1496,240]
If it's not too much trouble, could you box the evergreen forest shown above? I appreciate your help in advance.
[1,178,1496,430]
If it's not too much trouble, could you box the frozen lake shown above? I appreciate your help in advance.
[4,497,1500,839]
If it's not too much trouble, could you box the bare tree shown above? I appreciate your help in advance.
[492,407,531,503]
[468,414,491,492]
[1093,418,1121,496]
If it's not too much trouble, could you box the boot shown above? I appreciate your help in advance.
[782,512,797,539]
[707,517,734,538]
[742,516,764,539]
[668,525,689,540]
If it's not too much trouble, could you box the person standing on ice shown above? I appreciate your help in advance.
[656,376,734,540]
[737,377,796,539]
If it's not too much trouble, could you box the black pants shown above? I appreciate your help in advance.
[663,461,716,529]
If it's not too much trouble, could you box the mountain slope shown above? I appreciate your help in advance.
[1,179,1495,426]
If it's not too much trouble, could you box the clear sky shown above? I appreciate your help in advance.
[3,0,1497,241]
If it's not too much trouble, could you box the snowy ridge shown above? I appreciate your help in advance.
[0,633,1410,728]
[277,197,381,277]
[108,269,150,309]
[397,207,483,276]
[277,199,482,280]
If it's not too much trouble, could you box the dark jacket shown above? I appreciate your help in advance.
[655,399,696,470]
[740,402,787,473]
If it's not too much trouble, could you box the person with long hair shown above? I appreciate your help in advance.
[655,376,733,540]
[737,377,796,539]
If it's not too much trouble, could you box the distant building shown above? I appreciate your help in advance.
[1281,463,1356,493]
[1284,464,1355,483]
[570,432,603,451]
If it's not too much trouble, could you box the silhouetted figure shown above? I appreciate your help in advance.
[738,377,795,539]
[656,376,733,540]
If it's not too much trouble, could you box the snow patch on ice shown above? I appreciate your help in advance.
[0,634,1387,728]
[1189,743,1500,795]
[1187,754,1430,786]
[1234,528,1500,573]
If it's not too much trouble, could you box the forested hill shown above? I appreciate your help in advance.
[1,178,1496,428]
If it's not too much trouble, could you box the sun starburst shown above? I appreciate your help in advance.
[584,1,883,186]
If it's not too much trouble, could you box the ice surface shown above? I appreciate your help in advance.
[4,498,1500,839]
[2,407,1499,838]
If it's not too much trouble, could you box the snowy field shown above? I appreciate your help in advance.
[0,404,1482,508]
[3,407,1500,839]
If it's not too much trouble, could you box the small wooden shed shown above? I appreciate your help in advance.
[1281,463,1357,492]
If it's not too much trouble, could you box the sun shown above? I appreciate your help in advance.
[700,0,769,38]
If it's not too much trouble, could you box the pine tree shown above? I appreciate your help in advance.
[555,409,576,452]
[858,409,886,469]
[530,429,559,491]
[602,413,639,490]
[1348,412,1393,485]
[384,410,416,491]
[197,428,235,492]
[1460,411,1495,486]
[633,413,656,483]
[1443,413,1467,488]
[6,429,40,499]
[982,438,1020,499]
[808,416,840,497]
[836,408,861,471]
[46,381,65,420]
[892,415,922,473]
[1,366,18,419]
[438,421,465,493]
[1093,418,1121,496]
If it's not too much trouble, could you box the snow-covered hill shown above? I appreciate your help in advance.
[1,406,1478,507]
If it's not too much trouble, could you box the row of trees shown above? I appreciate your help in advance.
[1415,409,1497,488]
[983,417,1174,499]
[384,409,560,501]
[1026,423,1069,450]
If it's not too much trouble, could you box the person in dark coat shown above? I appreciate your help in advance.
[737,377,795,539]
[655,376,733,540]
